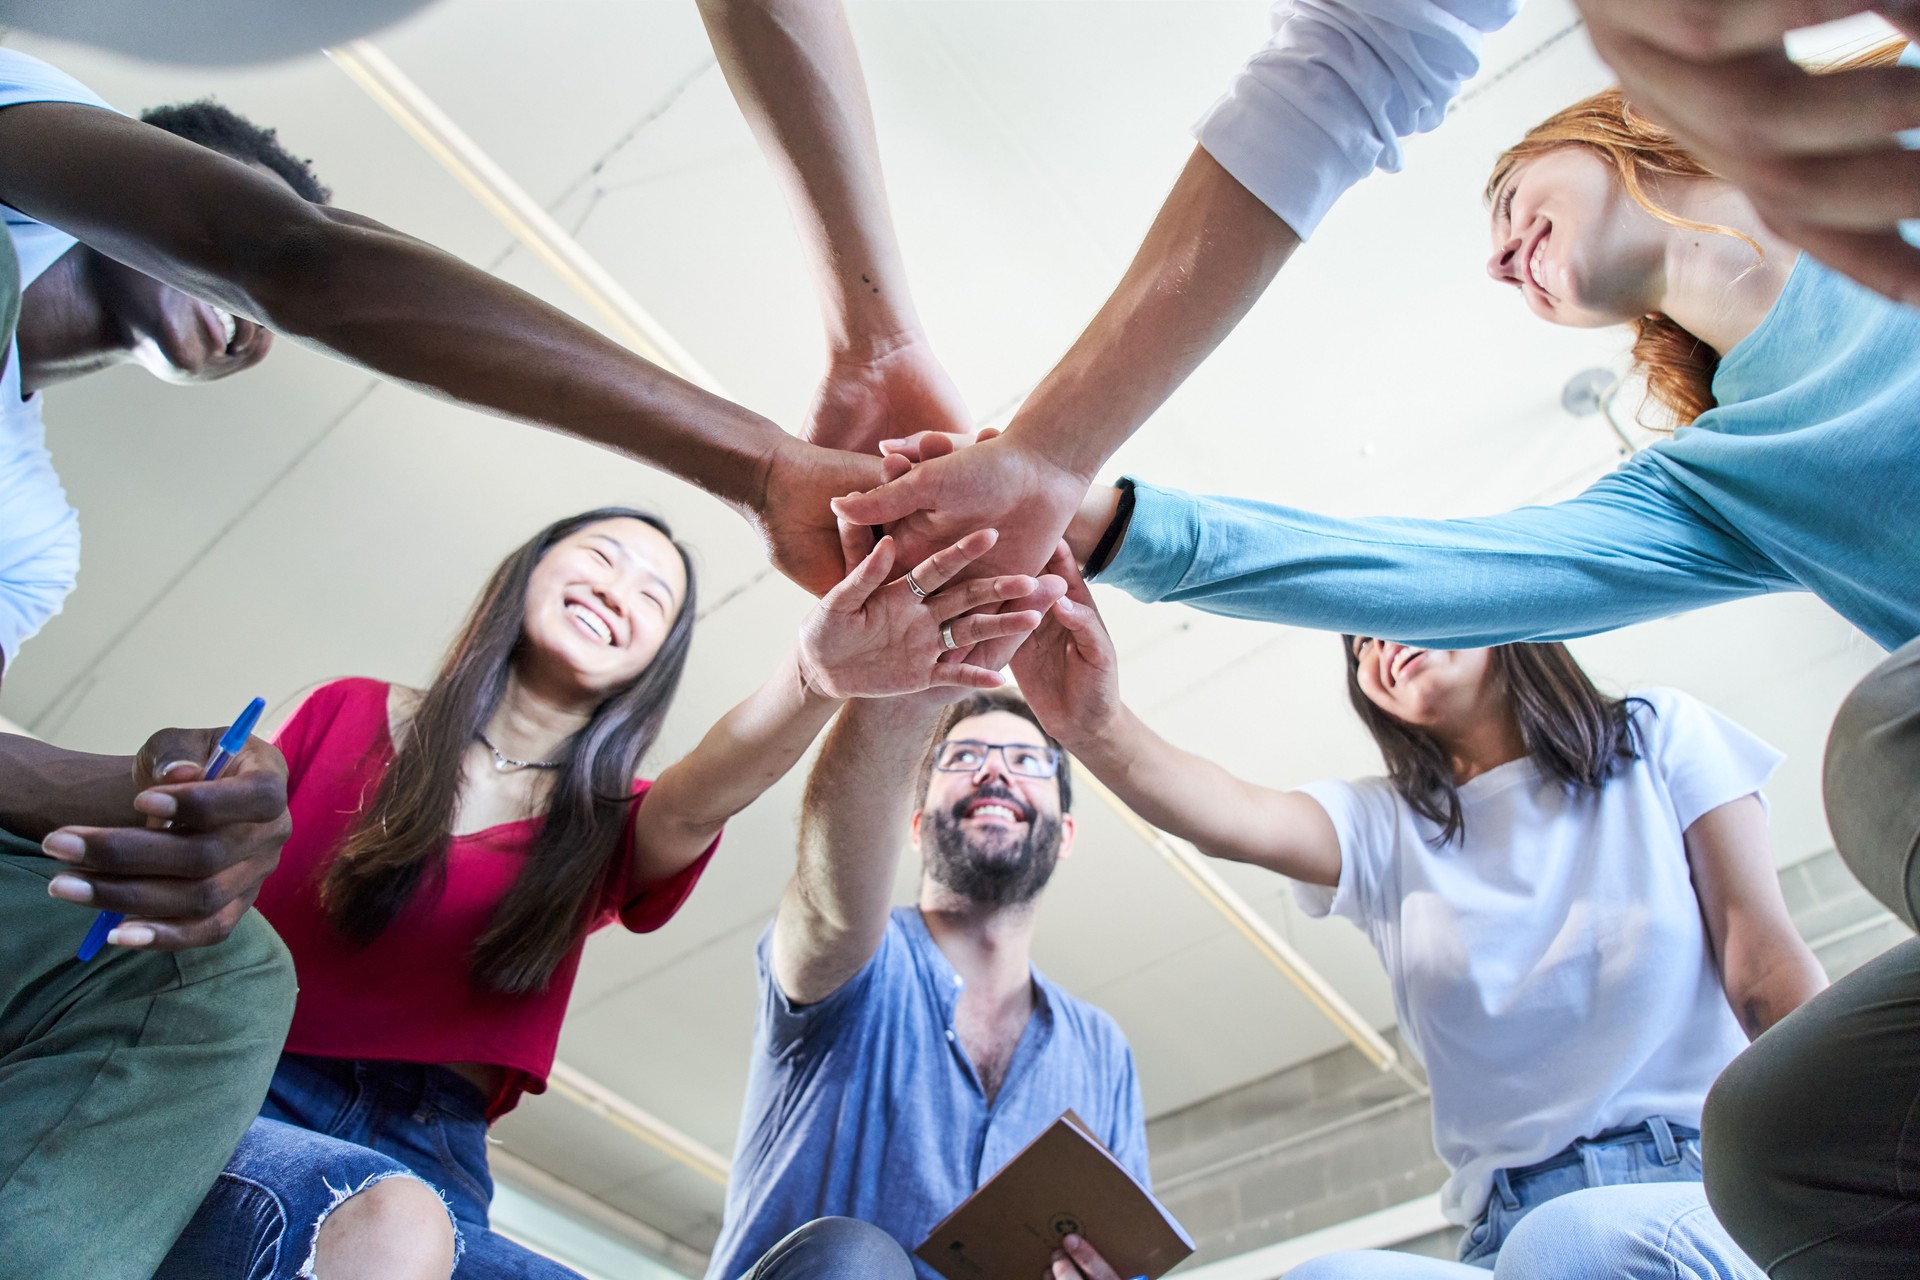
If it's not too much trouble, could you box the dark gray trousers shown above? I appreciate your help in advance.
[1704,638,1920,1276]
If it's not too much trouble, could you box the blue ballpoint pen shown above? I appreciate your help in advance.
[76,695,267,962]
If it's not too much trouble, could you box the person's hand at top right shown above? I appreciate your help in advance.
[1576,0,1920,305]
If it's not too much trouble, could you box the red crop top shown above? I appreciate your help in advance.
[256,677,716,1118]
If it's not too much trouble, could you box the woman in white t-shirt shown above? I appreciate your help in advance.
[1011,565,1827,1278]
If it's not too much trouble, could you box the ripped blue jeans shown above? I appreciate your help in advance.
[158,1054,581,1279]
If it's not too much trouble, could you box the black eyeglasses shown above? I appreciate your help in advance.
[932,739,1061,779]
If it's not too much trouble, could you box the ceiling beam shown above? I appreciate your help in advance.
[1075,768,1425,1091]
[546,1060,732,1185]
[490,1147,712,1277]
[324,39,725,394]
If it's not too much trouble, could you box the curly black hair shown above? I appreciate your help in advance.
[139,100,330,203]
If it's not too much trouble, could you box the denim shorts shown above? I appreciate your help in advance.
[1459,1116,1704,1267]
[159,1053,582,1279]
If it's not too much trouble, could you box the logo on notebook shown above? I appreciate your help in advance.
[1051,1215,1082,1239]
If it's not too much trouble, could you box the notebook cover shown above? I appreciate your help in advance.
[914,1111,1194,1280]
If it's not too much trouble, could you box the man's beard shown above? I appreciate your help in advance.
[923,783,1062,909]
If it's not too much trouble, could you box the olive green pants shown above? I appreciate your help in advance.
[1705,638,1920,1276]
[0,832,295,1280]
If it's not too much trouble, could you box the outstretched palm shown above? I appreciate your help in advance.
[797,527,1065,700]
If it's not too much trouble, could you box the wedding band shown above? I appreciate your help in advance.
[940,622,958,652]
[905,569,931,601]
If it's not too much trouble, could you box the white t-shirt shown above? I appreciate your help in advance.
[1194,0,1522,240]
[1293,687,1780,1223]
[0,52,117,668]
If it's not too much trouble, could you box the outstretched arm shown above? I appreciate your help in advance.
[772,693,945,1004]
[1685,794,1827,1038]
[1011,551,1340,887]
[834,0,1519,577]
[696,0,971,454]
[1073,467,1795,649]
[0,100,879,594]
[631,530,1060,882]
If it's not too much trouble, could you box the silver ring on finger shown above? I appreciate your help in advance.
[940,622,958,652]
[905,569,932,601]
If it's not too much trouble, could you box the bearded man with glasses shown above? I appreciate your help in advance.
[705,689,1148,1280]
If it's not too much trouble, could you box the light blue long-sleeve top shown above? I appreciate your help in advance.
[1099,253,1920,653]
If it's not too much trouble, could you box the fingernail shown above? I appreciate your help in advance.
[133,791,178,818]
[107,924,156,948]
[42,832,85,860]
[47,874,93,903]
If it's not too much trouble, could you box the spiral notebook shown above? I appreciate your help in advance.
[914,1110,1194,1280]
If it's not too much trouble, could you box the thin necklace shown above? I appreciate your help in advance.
[477,731,563,773]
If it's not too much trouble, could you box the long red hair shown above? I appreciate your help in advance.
[1488,40,1905,426]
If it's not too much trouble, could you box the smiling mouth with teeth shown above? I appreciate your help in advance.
[1528,236,1549,292]
[1391,649,1428,682]
[565,601,615,646]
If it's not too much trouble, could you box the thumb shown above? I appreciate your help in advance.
[837,513,877,578]
[1053,599,1112,665]
[134,727,214,789]
[832,469,931,526]
[822,536,896,613]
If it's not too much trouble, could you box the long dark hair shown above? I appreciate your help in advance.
[1342,640,1643,845]
[322,508,698,994]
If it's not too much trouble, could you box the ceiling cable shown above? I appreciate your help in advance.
[325,40,726,394]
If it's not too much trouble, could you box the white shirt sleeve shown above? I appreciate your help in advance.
[1194,0,1522,239]
[1291,776,1404,926]
[0,478,78,668]
[1636,687,1785,832]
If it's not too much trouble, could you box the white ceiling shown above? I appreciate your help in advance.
[1,0,1887,1263]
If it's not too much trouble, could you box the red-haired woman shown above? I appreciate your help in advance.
[159,507,1060,1280]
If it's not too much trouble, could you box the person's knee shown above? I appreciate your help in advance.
[212,909,298,1004]
[1284,1252,1403,1279]
[1495,1193,1622,1273]
[1703,1042,1799,1256]
[772,1217,913,1279]
[313,1174,457,1280]
[175,909,298,1038]
[1496,1185,1732,1280]
[1824,640,1920,927]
